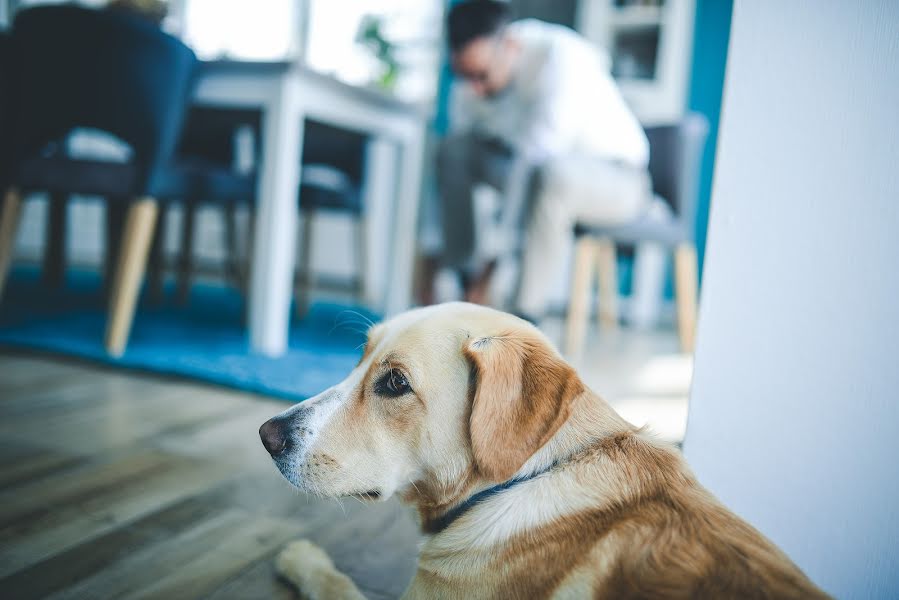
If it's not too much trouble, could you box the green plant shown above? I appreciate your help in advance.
[355,15,400,91]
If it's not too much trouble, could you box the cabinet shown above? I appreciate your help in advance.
[577,0,695,124]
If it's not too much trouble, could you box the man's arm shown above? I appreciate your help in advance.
[448,81,477,135]
[511,45,576,164]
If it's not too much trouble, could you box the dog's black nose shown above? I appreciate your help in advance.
[259,418,288,456]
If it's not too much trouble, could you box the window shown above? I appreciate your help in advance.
[305,0,443,103]
[181,0,299,61]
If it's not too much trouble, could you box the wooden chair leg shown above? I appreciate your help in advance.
[294,209,315,318]
[146,202,167,304]
[240,210,256,325]
[242,209,255,296]
[674,242,698,353]
[353,215,367,304]
[176,202,196,306]
[0,188,25,303]
[595,237,620,331]
[43,193,68,289]
[564,237,596,357]
[105,198,159,357]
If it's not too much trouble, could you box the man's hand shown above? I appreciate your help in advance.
[464,259,497,306]
[415,255,440,306]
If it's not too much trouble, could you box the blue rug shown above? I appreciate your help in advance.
[0,268,378,402]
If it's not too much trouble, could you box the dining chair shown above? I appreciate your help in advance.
[153,106,261,304]
[0,4,197,356]
[163,118,369,317]
[293,120,368,317]
[565,113,709,355]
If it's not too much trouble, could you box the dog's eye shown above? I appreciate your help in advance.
[377,369,411,397]
[387,370,410,395]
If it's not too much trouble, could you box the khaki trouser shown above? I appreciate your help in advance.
[427,132,532,270]
[516,156,651,316]
[426,132,650,313]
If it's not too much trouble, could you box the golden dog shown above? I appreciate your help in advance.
[259,303,828,599]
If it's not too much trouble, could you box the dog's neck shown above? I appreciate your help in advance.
[404,388,636,536]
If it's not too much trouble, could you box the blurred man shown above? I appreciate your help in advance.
[420,0,649,320]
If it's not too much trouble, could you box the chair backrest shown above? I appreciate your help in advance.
[303,120,368,185]
[176,106,262,167]
[9,5,197,194]
[175,114,368,186]
[645,113,710,241]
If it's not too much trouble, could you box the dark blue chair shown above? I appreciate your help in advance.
[162,116,369,316]
[294,120,368,316]
[151,105,261,304]
[566,113,709,354]
[0,5,197,356]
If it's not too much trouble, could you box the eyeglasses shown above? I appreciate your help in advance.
[456,68,490,84]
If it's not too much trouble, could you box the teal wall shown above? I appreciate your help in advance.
[433,0,461,135]
[688,0,733,278]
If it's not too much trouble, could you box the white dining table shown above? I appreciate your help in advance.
[193,61,427,357]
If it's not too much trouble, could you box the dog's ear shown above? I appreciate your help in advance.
[464,332,583,482]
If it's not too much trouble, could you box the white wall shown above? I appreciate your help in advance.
[684,2,899,599]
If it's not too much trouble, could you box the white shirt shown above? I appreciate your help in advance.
[450,19,649,168]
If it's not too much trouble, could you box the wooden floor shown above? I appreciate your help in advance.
[0,326,690,599]
[0,353,420,600]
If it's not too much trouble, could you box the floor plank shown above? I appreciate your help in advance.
[0,488,238,599]
[128,514,305,600]
[0,351,423,599]
[0,442,89,489]
[204,552,305,600]
[0,452,234,577]
[47,510,257,600]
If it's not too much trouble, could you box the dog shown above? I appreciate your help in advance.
[259,302,828,599]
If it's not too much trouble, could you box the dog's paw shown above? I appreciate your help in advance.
[276,539,335,580]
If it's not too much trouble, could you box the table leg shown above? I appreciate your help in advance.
[362,138,396,308]
[248,79,303,356]
[630,241,666,329]
[383,125,425,316]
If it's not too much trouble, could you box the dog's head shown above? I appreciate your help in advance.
[259,303,584,505]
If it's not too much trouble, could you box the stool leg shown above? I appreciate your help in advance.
[105,197,158,357]
[295,208,315,318]
[674,242,698,353]
[241,209,256,325]
[564,237,596,358]
[629,241,667,329]
[595,237,620,331]
[242,208,255,295]
[176,202,196,306]
[43,193,67,289]
[223,203,241,289]
[0,188,24,303]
